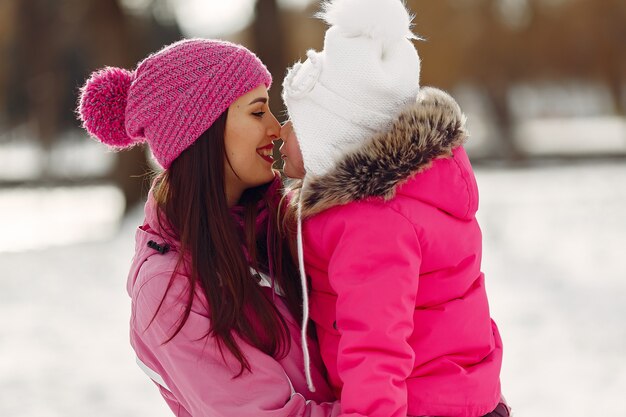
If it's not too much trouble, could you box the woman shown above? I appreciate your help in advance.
[78,39,338,416]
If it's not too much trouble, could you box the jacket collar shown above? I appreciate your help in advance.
[297,87,468,217]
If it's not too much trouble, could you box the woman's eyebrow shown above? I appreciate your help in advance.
[248,97,268,105]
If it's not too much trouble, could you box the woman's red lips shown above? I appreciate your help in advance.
[257,144,274,163]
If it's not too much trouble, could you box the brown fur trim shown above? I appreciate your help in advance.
[298,87,468,217]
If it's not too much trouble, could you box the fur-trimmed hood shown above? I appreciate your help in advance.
[296,87,470,218]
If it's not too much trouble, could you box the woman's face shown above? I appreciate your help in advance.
[224,85,280,202]
[279,120,306,179]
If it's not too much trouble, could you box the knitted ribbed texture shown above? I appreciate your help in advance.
[79,39,272,168]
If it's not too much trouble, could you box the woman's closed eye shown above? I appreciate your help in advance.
[252,111,265,118]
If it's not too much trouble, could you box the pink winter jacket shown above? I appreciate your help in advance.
[297,88,503,417]
[126,180,340,416]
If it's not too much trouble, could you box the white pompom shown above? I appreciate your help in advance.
[317,0,417,42]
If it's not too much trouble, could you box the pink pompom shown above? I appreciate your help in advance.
[78,67,138,148]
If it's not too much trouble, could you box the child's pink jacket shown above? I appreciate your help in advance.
[298,88,504,417]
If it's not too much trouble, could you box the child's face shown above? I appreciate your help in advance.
[279,121,306,179]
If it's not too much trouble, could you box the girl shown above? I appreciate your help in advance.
[78,39,339,416]
[280,0,508,416]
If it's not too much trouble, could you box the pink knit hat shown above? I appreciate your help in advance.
[78,39,272,168]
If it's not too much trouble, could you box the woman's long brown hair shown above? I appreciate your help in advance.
[151,109,303,375]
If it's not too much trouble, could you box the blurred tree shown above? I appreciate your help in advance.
[0,0,182,211]
[77,0,149,212]
[252,0,289,120]
[0,0,18,129]
[410,0,626,159]
[10,0,63,154]
[74,0,182,210]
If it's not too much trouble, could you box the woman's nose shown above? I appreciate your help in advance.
[266,112,281,138]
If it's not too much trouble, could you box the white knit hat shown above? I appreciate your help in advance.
[282,0,421,179]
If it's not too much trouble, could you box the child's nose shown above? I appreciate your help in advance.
[280,120,293,140]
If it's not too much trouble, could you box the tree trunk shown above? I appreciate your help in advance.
[80,0,150,212]
[252,0,289,121]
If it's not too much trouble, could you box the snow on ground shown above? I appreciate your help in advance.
[0,161,625,417]
[0,185,125,252]
[476,161,626,416]
[0,203,170,417]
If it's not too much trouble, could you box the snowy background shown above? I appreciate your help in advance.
[2,0,625,415]
[1,158,625,417]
